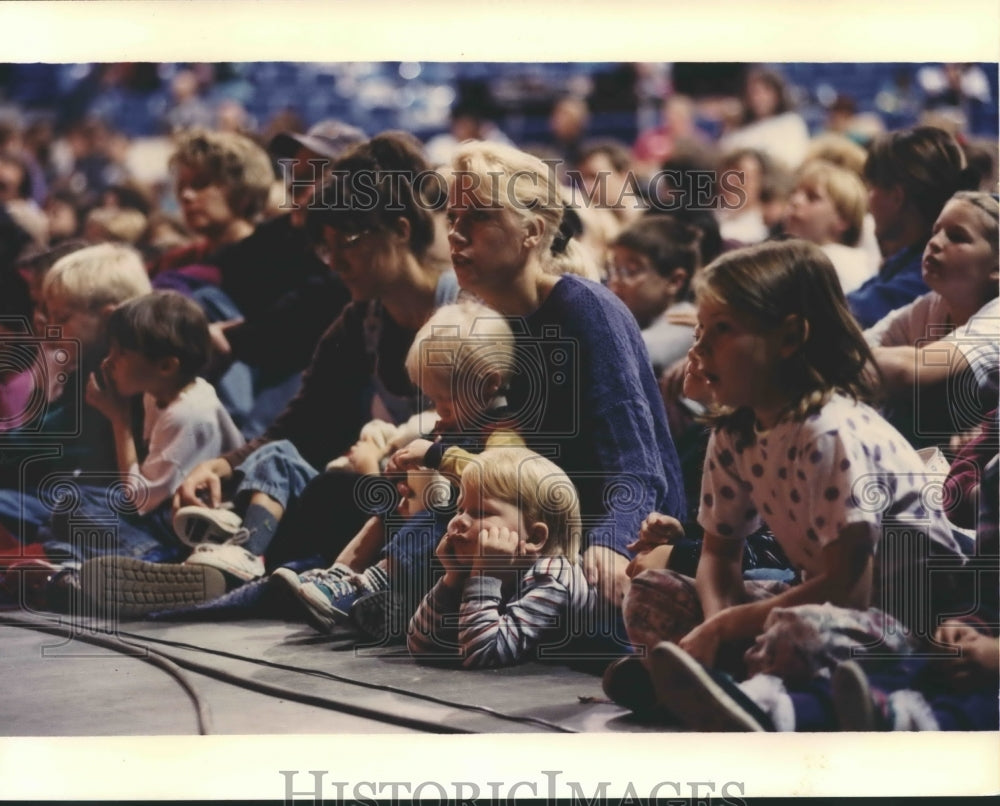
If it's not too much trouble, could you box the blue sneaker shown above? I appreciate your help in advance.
[271,563,382,634]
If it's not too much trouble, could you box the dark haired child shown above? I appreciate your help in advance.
[607,215,702,374]
[79,292,245,606]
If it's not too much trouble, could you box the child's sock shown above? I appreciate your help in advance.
[887,689,940,731]
[354,563,390,593]
[740,674,797,731]
[240,504,280,555]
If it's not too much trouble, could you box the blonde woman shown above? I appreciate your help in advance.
[445,141,686,614]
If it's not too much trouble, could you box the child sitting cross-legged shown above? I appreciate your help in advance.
[79,292,245,613]
[407,447,597,668]
[272,300,524,636]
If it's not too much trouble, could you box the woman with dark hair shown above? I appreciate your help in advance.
[847,125,979,329]
[83,132,458,612]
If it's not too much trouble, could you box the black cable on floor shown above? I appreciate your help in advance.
[0,612,213,735]
[111,626,580,733]
[1,611,473,734]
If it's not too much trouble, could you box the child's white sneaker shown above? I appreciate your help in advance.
[173,506,244,547]
[184,541,265,583]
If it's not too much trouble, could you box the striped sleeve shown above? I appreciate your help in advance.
[406,579,463,659]
[456,557,591,668]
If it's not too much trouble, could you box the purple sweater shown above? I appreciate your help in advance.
[507,274,685,555]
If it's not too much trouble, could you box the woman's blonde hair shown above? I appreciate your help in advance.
[450,141,597,278]
[463,447,582,560]
[794,160,868,247]
[804,134,868,178]
[85,207,148,245]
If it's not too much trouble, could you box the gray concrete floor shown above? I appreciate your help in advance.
[0,625,419,735]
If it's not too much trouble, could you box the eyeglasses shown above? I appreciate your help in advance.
[605,258,651,281]
[315,229,373,264]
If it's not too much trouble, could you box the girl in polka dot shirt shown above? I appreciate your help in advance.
[620,240,970,679]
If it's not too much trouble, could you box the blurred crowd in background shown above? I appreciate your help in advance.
[0,61,996,270]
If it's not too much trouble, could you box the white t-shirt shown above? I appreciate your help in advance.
[717,208,768,246]
[821,242,877,296]
[718,112,810,171]
[129,378,244,515]
[698,395,964,597]
[642,300,696,375]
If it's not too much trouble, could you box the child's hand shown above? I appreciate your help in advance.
[386,439,434,474]
[583,546,631,608]
[173,457,233,510]
[346,440,384,475]
[935,619,980,647]
[85,362,129,423]
[681,349,712,405]
[358,419,399,451]
[624,513,683,578]
[936,620,1000,683]
[627,512,684,554]
[436,532,472,587]
[472,526,521,572]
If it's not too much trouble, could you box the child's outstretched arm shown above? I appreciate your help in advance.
[874,340,977,392]
[682,524,873,666]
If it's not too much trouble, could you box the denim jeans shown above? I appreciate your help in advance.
[0,483,184,562]
[381,507,454,611]
[232,439,319,513]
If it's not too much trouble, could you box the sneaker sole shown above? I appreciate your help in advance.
[172,507,243,547]
[832,660,876,731]
[80,556,227,619]
[649,642,765,732]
